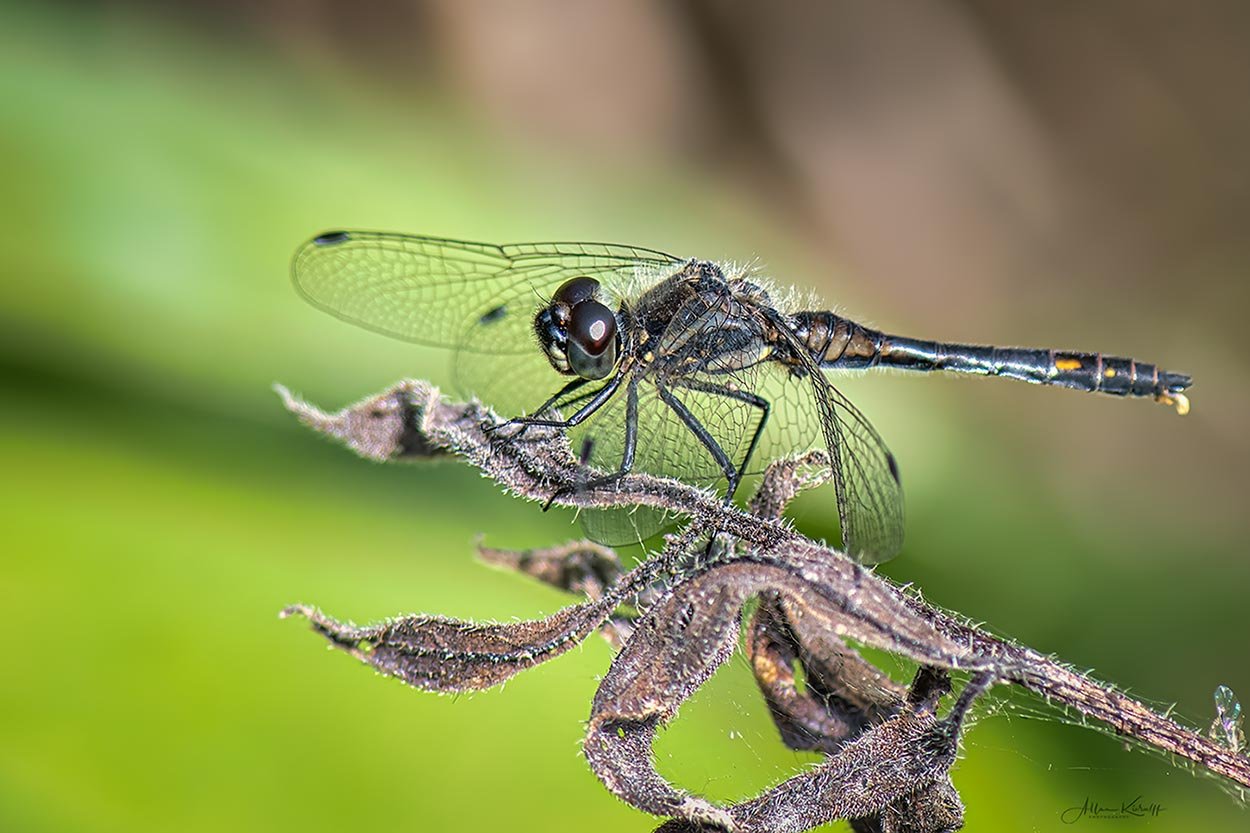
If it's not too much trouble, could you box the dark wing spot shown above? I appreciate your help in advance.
[312,231,351,246]
[478,304,507,325]
[886,451,901,485]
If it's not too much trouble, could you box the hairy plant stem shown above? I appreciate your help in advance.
[277,380,1249,831]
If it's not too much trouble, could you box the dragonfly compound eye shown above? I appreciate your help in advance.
[552,276,600,307]
[567,301,619,380]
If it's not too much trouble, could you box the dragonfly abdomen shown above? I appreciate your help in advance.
[794,311,1192,412]
[879,336,1191,401]
[791,311,886,369]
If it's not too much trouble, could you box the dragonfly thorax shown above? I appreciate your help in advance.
[534,277,621,380]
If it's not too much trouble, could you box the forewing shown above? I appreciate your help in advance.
[292,231,681,412]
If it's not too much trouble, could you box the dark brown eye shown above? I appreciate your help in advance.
[570,301,616,355]
[566,300,619,380]
[553,276,600,307]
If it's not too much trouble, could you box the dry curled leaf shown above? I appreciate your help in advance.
[280,381,1250,832]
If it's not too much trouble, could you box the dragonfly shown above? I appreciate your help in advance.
[293,230,1192,563]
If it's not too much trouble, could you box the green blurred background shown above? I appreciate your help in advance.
[3,2,1249,831]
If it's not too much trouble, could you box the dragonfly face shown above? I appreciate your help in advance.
[534,277,621,380]
[293,230,1191,563]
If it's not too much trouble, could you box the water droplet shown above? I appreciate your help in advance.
[1209,684,1244,752]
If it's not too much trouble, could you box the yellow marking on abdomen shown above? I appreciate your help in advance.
[1104,367,1117,378]
[1055,357,1083,371]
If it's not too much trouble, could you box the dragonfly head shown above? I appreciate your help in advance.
[535,277,620,380]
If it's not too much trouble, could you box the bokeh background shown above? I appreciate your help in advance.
[3,2,1249,831]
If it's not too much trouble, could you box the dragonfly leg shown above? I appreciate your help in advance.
[485,377,591,436]
[502,373,623,435]
[543,377,638,509]
[655,382,739,491]
[657,380,764,563]
[667,377,770,502]
[527,377,591,419]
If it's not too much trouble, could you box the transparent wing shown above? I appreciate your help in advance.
[768,322,905,564]
[293,231,680,350]
[292,230,681,412]
[810,378,904,562]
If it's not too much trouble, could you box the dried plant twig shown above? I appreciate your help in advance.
[277,381,1250,832]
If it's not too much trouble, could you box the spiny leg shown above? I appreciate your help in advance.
[483,376,589,436]
[502,372,623,433]
[544,376,638,509]
[525,376,590,419]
